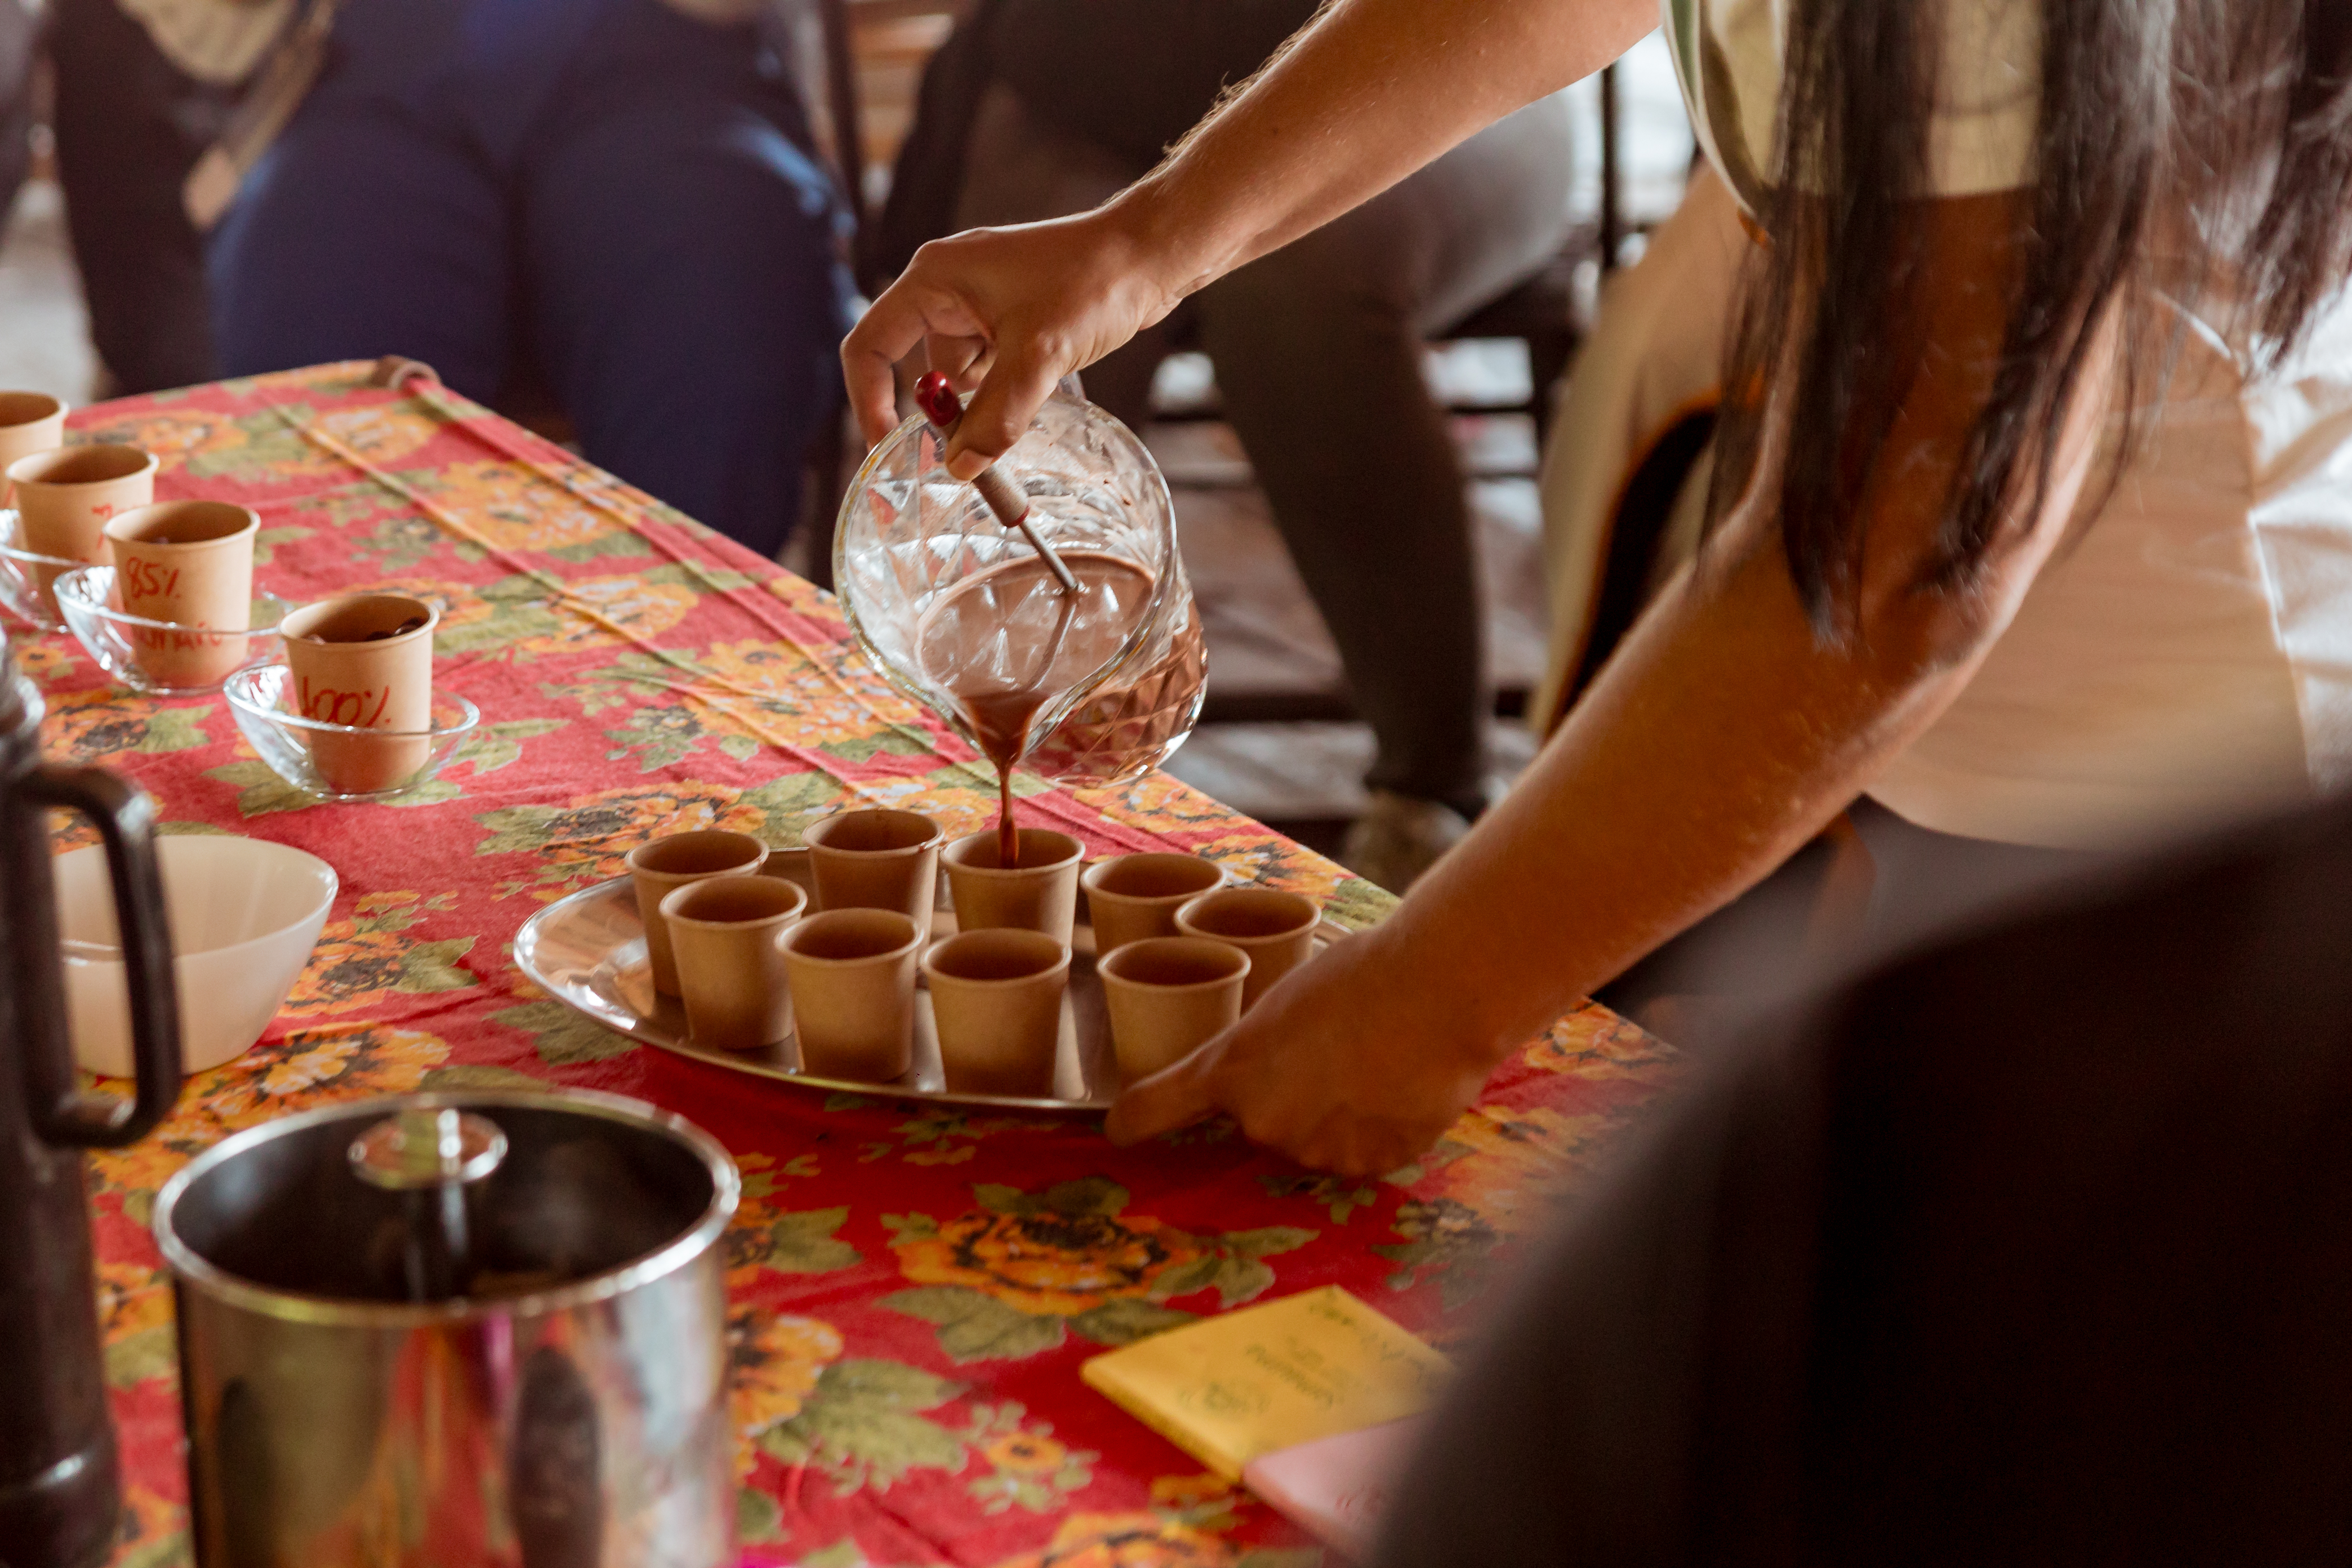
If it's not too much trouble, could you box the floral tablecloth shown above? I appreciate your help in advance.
[24,363,1681,1567]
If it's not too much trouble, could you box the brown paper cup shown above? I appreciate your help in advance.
[1081,853,1227,956]
[941,828,1084,947]
[1176,887,1320,1011]
[9,444,156,610]
[102,500,259,687]
[627,830,769,995]
[780,908,921,1083]
[661,875,806,1051]
[761,845,818,903]
[0,392,66,502]
[280,594,438,794]
[1099,937,1248,1084]
[803,809,943,939]
[921,928,1070,1097]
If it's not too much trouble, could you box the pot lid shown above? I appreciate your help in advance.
[151,1089,740,1322]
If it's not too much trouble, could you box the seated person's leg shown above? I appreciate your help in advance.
[952,83,1166,430]
[517,0,852,559]
[1196,96,1575,876]
[0,0,25,217]
[206,12,512,404]
[48,0,229,394]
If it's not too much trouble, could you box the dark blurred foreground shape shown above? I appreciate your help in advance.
[1378,794,2352,1566]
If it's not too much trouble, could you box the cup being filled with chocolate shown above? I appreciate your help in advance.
[832,375,1204,875]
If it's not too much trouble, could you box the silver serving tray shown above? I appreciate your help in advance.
[513,859,1347,1113]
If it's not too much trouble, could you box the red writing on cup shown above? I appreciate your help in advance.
[131,625,225,653]
[298,676,394,728]
[119,556,182,602]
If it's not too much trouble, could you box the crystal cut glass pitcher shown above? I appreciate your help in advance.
[832,384,1204,785]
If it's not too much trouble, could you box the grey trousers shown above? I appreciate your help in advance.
[958,87,1576,811]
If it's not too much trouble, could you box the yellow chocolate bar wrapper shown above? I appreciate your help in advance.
[1080,1286,1450,1479]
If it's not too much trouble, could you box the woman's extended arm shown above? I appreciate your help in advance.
[1106,192,2122,1174]
[839,0,1656,470]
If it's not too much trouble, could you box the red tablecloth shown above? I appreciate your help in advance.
[26,364,1680,1567]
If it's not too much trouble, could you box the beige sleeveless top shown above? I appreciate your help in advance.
[1668,0,2352,850]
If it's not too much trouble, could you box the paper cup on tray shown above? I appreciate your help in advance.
[1177,887,1320,1012]
[921,928,1070,1097]
[1082,852,1227,957]
[103,501,259,688]
[8,444,155,611]
[661,875,806,1052]
[280,593,438,795]
[1098,936,1248,1083]
[779,908,922,1083]
[625,830,769,997]
[941,828,1084,948]
[803,808,944,941]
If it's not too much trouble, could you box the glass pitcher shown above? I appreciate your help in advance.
[831,382,1204,785]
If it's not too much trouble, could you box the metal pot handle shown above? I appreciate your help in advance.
[24,763,180,1147]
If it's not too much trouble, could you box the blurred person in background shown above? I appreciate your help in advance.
[875,0,1579,892]
[0,0,31,226]
[46,0,257,395]
[203,0,853,559]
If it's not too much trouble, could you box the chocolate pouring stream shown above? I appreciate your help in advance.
[915,553,1155,867]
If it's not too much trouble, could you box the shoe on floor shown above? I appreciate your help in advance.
[1340,790,1473,894]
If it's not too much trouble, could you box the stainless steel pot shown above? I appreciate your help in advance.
[153,1089,741,1568]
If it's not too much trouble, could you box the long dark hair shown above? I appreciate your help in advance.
[1709,0,2352,636]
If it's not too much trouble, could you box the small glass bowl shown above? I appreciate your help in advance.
[56,567,292,695]
[224,663,481,804]
[0,509,88,631]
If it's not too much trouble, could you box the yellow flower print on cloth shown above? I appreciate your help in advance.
[1369,1104,1610,1312]
[989,1511,1235,1568]
[697,637,928,749]
[41,689,211,763]
[88,1024,453,1206]
[729,1302,847,1463]
[418,460,625,554]
[517,572,699,658]
[310,399,445,469]
[963,1402,1098,1516]
[1523,1000,1679,1081]
[282,892,478,1017]
[1417,1104,1607,1242]
[474,781,747,895]
[883,1178,1314,1363]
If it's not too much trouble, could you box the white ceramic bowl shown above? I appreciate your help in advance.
[56,835,337,1077]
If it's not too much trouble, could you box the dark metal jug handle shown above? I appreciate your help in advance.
[24,763,180,1147]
